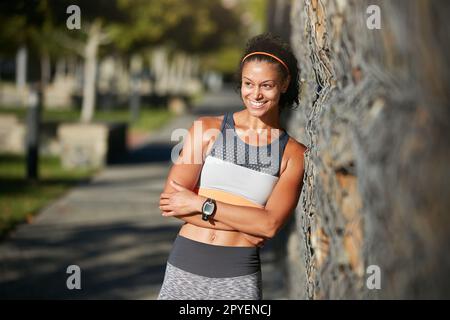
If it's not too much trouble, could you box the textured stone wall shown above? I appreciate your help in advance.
[285,0,450,299]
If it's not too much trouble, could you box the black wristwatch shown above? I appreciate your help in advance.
[201,198,216,221]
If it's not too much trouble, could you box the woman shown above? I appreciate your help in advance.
[158,33,306,300]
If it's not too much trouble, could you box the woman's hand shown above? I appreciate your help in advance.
[159,180,204,217]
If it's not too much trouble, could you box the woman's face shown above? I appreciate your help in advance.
[241,60,289,116]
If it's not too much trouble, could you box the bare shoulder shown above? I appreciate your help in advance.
[189,116,225,149]
[286,137,307,160]
[195,115,224,131]
[282,137,307,176]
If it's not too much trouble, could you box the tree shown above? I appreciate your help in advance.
[1,0,246,122]
[0,1,74,97]
[52,0,245,121]
[0,0,64,180]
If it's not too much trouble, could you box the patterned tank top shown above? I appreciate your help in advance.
[196,112,289,208]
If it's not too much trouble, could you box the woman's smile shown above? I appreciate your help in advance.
[248,99,267,109]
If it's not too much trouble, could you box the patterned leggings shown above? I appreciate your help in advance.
[157,262,262,300]
[157,235,263,300]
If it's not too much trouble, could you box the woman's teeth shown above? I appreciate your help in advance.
[250,100,266,108]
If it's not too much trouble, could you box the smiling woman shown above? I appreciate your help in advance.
[157,33,306,300]
[235,34,300,115]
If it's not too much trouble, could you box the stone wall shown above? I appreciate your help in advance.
[286,0,450,299]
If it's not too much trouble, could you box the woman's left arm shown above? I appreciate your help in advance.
[161,142,306,239]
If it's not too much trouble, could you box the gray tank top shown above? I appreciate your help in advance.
[208,112,289,177]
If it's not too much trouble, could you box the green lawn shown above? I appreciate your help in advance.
[129,108,173,133]
[0,106,173,133]
[0,154,97,238]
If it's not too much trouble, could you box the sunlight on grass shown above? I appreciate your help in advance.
[0,106,173,133]
[0,154,97,238]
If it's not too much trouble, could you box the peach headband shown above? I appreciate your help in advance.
[242,51,290,75]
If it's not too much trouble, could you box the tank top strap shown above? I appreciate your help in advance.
[206,113,231,159]
[220,113,228,132]
[222,112,235,131]
[278,131,289,155]
[274,131,290,176]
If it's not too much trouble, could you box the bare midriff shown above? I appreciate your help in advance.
[178,223,256,247]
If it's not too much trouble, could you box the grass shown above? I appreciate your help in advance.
[0,106,173,133]
[129,108,173,133]
[0,154,97,238]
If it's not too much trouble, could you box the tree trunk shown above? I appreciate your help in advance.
[55,58,66,79]
[129,55,143,122]
[267,0,292,40]
[40,51,51,107]
[40,52,51,87]
[151,47,169,96]
[81,22,101,123]
[287,0,450,299]
[16,46,27,91]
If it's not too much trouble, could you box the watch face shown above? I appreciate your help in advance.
[203,202,214,215]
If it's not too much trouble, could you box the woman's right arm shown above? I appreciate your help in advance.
[162,160,235,231]
[160,117,266,245]
[160,117,234,231]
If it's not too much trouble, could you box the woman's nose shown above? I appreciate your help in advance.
[253,87,262,99]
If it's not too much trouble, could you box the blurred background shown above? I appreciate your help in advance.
[0,0,294,300]
[0,0,270,236]
[0,0,449,300]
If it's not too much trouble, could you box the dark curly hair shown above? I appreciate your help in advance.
[234,32,300,113]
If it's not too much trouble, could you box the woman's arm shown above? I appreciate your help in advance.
[210,142,306,238]
[161,141,306,239]
[161,117,236,232]
[160,116,267,245]
[162,164,234,231]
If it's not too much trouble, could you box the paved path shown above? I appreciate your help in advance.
[0,86,287,299]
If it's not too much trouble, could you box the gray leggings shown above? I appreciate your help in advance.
[157,235,263,300]
[158,262,262,300]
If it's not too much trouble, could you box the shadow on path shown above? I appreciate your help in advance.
[0,223,179,299]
